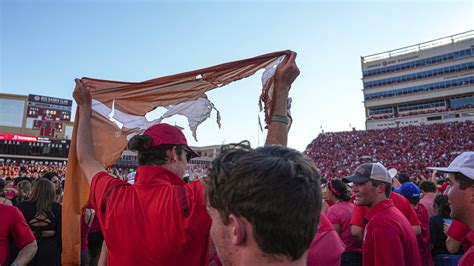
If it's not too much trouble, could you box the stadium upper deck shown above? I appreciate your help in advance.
[361,31,474,130]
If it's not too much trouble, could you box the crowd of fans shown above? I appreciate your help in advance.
[305,121,474,180]
[367,103,473,121]
[1,119,473,266]
[0,159,67,179]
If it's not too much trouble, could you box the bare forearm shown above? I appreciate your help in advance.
[73,79,105,183]
[351,225,363,242]
[265,83,289,146]
[77,105,94,162]
[14,241,37,266]
[77,104,101,183]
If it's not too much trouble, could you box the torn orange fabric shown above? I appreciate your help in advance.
[62,50,290,265]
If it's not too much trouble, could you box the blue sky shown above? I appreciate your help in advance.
[1,0,473,151]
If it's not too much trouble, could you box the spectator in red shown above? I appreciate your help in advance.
[326,178,362,266]
[428,152,474,266]
[80,206,95,266]
[395,182,433,266]
[307,213,346,266]
[350,184,421,242]
[343,162,421,266]
[0,204,37,265]
[419,180,437,217]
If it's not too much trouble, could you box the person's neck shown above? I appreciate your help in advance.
[368,196,388,209]
[234,249,307,266]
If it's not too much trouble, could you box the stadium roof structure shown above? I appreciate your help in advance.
[362,30,474,63]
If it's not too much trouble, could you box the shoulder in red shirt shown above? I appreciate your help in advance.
[0,204,35,266]
[90,166,211,266]
[459,230,474,266]
[307,213,346,266]
[414,204,433,266]
[362,200,421,266]
[351,192,420,228]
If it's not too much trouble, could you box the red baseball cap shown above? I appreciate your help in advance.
[143,123,199,159]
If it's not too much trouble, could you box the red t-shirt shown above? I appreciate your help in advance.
[414,204,433,266]
[0,204,35,265]
[90,166,211,266]
[362,200,421,266]
[447,219,472,252]
[307,213,346,266]
[459,230,474,266]
[327,201,361,253]
[351,192,420,227]
[419,193,435,218]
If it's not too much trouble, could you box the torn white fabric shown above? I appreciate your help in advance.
[91,97,220,142]
[160,97,221,141]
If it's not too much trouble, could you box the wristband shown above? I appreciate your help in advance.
[271,115,289,125]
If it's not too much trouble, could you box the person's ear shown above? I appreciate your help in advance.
[167,147,177,163]
[229,214,246,245]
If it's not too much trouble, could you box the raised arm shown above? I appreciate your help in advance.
[265,51,300,146]
[73,79,105,184]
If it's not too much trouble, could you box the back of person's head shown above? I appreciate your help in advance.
[397,173,410,184]
[42,171,58,181]
[17,180,32,202]
[206,142,322,261]
[128,134,186,166]
[13,176,32,186]
[127,123,198,166]
[419,180,436,193]
[433,194,450,217]
[395,182,421,205]
[29,178,56,214]
[328,179,351,201]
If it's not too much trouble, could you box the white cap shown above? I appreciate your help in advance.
[427,152,474,180]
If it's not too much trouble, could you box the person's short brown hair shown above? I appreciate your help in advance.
[206,142,322,261]
[419,180,436,193]
[128,134,185,166]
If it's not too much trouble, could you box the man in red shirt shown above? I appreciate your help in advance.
[0,204,37,266]
[395,182,433,266]
[419,180,437,217]
[307,213,346,266]
[343,162,421,266]
[74,52,300,265]
[428,152,474,266]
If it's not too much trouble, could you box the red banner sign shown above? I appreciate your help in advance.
[0,133,38,142]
